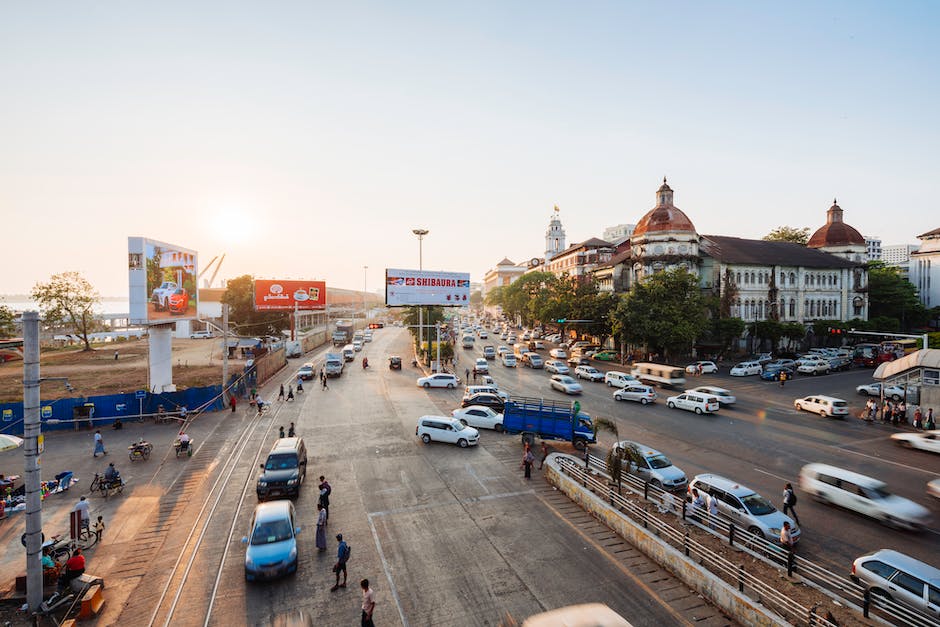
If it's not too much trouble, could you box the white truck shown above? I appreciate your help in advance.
[325,353,345,377]
[150,281,178,311]
[285,341,302,358]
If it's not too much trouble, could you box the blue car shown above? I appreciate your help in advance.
[760,366,794,381]
[242,500,301,581]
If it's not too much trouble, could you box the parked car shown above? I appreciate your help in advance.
[464,385,509,401]
[793,395,848,418]
[417,373,460,389]
[856,383,906,400]
[616,441,687,490]
[593,350,620,362]
[550,375,583,395]
[851,549,940,619]
[460,393,506,412]
[190,330,214,339]
[501,354,517,367]
[730,361,762,376]
[612,385,657,405]
[687,386,736,406]
[685,361,718,374]
[605,371,639,388]
[689,474,800,543]
[800,463,930,530]
[890,430,940,454]
[545,360,569,375]
[242,500,301,581]
[828,355,853,372]
[765,359,796,370]
[574,365,604,382]
[416,416,480,448]
[666,392,719,414]
[797,357,830,376]
[567,356,591,368]
[452,406,504,431]
[760,365,794,381]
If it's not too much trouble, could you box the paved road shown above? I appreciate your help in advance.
[462,337,940,577]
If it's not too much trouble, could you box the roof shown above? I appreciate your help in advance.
[634,204,696,236]
[700,235,858,268]
[594,248,632,270]
[873,349,940,380]
[496,257,516,266]
[807,201,865,248]
[918,227,940,239]
[554,237,614,257]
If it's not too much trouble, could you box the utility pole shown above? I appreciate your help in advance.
[412,229,428,364]
[363,265,368,322]
[22,312,43,613]
[222,304,229,396]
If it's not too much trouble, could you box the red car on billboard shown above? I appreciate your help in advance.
[168,288,190,315]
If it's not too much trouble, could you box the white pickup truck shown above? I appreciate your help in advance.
[150,281,178,311]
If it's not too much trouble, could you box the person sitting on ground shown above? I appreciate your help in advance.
[112,417,123,430]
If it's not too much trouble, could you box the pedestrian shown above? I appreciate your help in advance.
[881,400,891,423]
[538,442,549,470]
[522,445,535,479]
[782,482,800,525]
[179,405,188,421]
[231,395,237,413]
[360,578,376,627]
[288,422,296,437]
[465,368,470,383]
[319,476,331,521]
[331,534,350,591]
[913,406,923,429]
[690,488,706,523]
[926,408,935,431]
[92,430,106,458]
[321,371,329,390]
[278,384,285,400]
[73,496,90,531]
[92,515,105,543]
[114,350,119,361]
[316,503,327,551]
[898,401,907,425]
[779,520,795,557]
[697,363,703,376]
[297,375,304,389]
[287,386,294,402]
[707,493,719,530]
[279,425,285,439]
[778,371,787,387]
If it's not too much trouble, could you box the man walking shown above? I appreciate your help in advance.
[331,534,350,591]
[360,578,376,627]
[318,476,331,521]
[321,370,329,390]
[522,445,535,479]
[92,430,106,458]
[782,482,800,525]
[231,394,237,413]
[278,384,285,400]
[538,442,549,470]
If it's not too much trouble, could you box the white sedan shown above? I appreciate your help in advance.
[473,358,489,374]
[550,375,583,395]
[574,366,604,382]
[545,360,569,375]
[891,430,940,454]
[855,383,906,400]
[729,362,762,376]
[416,373,460,389]
[452,405,504,431]
[685,361,718,374]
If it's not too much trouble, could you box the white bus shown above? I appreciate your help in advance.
[631,363,686,388]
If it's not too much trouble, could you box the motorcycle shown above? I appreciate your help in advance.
[174,437,194,458]
[128,438,153,462]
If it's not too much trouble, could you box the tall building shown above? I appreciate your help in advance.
[544,206,566,262]
[482,258,526,317]
[865,236,882,261]
[911,228,940,308]
[881,244,919,266]
[602,223,636,245]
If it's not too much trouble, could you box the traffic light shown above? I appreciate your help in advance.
[828,327,844,335]
[557,318,567,323]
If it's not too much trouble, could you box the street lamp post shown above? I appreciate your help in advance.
[412,229,428,364]
[363,265,368,322]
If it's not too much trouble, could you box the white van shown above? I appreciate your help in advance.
[793,395,848,418]
[342,344,356,361]
[799,463,930,530]
[605,371,638,388]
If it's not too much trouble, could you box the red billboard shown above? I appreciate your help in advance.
[254,280,327,310]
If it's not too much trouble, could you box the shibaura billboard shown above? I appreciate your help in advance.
[128,237,198,324]
[254,280,327,310]
[385,269,470,307]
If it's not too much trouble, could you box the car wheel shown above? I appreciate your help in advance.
[494,424,504,433]
[890,394,901,401]
[447,383,454,389]
[820,410,828,418]
[650,479,662,489]
[747,525,763,539]
[667,402,676,409]
[614,394,622,401]
[640,398,649,405]
[897,439,913,448]
[607,381,613,387]
[811,370,817,376]
[458,439,468,448]
[421,434,431,444]
[423,382,430,389]
[694,407,703,415]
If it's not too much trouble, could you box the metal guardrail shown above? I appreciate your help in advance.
[559,454,936,627]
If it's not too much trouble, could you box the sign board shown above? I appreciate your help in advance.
[2,409,11,422]
[253,280,327,311]
[385,269,470,307]
[128,236,198,324]
[38,434,44,454]
[136,390,147,399]
[41,406,52,419]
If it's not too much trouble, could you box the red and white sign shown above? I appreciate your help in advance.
[254,280,327,310]
[386,268,470,307]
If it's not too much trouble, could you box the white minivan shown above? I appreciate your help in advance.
[666,392,720,414]
[800,463,930,530]
[605,371,638,388]
[342,344,356,361]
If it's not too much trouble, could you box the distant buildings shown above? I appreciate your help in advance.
[911,228,940,308]
[865,236,882,261]
[602,223,635,245]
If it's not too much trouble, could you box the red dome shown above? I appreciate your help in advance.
[633,179,697,236]
[807,200,865,248]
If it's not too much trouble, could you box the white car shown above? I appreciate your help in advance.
[550,375,582,395]
[605,371,638,388]
[464,385,509,401]
[891,430,940,454]
[549,348,567,359]
[452,406,504,431]
[416,373,460,389]
[416,416,480,448]
[929,478,940,500]
[729,361,762,376]
[685,361,718,374]
[497,346,510,356]
[856,383,906,400]
[666,392,719,414]
[545,360,569,375]
[473,358,489,374]
[613,385,657,405]
[479,331,488,339]
[574,365,604,382]
[796,358,830,376]
[501,354,517,367]
[793,395,848,417]
[532,341,545,350]
[353,340,363,352]
[687,386,736,406]
[190,330,214,339]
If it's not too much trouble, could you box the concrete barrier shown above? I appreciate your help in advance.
[545,454,788,627]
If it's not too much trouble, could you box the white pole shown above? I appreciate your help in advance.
[22,311,43,613]
[436,322,441,372]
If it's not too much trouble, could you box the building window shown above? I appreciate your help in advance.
[757,300,763,319]
[790,272,796,285]
[779,298,785,319]
[789,298,796,318]
[736,271,741,284]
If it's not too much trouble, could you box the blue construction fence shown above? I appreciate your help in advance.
[0,385,225,436]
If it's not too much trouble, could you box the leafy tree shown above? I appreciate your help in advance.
[751,320,784,351]
[221,275,290,337]
[763,226,810,245]
[712,318,745,352]
[470,290,483,308]
[484,285,505,308]
[0,303,15,338]
[867,262,927,331]
[780,322,806,350]
[611,268,709,360]
[31,272,101,351]
[500,272,558,326]
[719,268,738,318]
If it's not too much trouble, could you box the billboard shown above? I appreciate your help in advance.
[254,280,327,310]
[128,237,198,324]
[385,268,470,307]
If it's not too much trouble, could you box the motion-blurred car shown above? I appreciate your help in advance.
[593,350,619,361]
[685,361,718,374]
[730,361,762,376]
[687,386,736,406]
[890,430,940,454]
[417,373,460,389]
[574,365,604,382]
[666,392,720,414]
[460,393,506,412]
[242,500,301,582]
[545,360,569,375]
[550,375,582,395]
[856,383,906,400]
[612,385,657,405]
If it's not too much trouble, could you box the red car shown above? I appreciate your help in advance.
[168,288,190,315]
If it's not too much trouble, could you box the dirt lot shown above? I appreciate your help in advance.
[0,338,240,402]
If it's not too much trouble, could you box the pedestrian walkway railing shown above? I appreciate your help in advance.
[557,454,934,627]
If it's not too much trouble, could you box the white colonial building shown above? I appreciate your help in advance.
[911,227,940,309]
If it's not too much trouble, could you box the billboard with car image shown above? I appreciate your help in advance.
[128,237,198,324]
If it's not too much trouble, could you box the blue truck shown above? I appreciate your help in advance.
[501,396,596,450]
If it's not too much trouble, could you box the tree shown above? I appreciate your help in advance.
[719,268,738,318]
[711,317,745,352]
[763,226,810,245]
[470,290,483,308]
[611,268,709,360]
[31,272,101,351]
[867,262,927,331]
[221,275,290,338]
[751,320,784,351]
[0,303,15,338]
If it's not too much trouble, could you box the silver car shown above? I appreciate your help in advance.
[612,385,657,405]
[689,474,800,542]
[851,549,940,619]
[616,440,686,490]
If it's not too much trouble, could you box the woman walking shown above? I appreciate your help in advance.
[316,503,328,551]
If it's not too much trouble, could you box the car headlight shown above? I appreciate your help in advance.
[289,547,297,560]
[245,555,255,568]
[287,478,298,486]
[258,481,267,487]
[769,527,780,536]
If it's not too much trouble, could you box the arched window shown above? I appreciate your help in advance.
[780,272,785,285]
[757,301,763,318]
[789,298,796,318]
[736,271,741,284]
[780,298,786,319]
[750,272,756,284]
[790,272,796,285]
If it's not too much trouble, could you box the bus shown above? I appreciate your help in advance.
[852,343,880,367]
[879,339,918,361]
[631,363,686,388]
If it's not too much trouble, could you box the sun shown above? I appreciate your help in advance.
[208,205,255,244]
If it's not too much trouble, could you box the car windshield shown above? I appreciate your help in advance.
[647,454,672,469]
[452,422,467,431]
[265,454,298,470]
[863,485,891,500]
[251,518,294,545]
[741,493,776,516]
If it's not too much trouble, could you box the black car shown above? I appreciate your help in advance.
[461,393,506,412]
[389,356,402,370]
[828,355,853,372]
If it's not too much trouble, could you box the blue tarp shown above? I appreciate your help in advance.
[0,385,225,435]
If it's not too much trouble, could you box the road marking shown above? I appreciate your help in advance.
[752,468,792,482]
[827,446,937,475]
[465,464,490,494]
[367,515,410,627]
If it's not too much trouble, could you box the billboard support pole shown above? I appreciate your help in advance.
[22,311,43,614]
[291,301,297,342]
[222,304,229,398]
[436,322,441,373]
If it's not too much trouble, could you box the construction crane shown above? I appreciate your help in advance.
[198,253,226,288]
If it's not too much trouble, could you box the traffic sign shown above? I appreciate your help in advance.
[135,390,147,399]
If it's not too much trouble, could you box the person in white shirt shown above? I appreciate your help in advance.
[73,496,90,530]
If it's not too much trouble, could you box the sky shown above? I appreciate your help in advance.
[2,1,938,297]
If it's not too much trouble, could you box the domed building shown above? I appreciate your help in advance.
[807,199,867,263]
[630,178,701,284]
